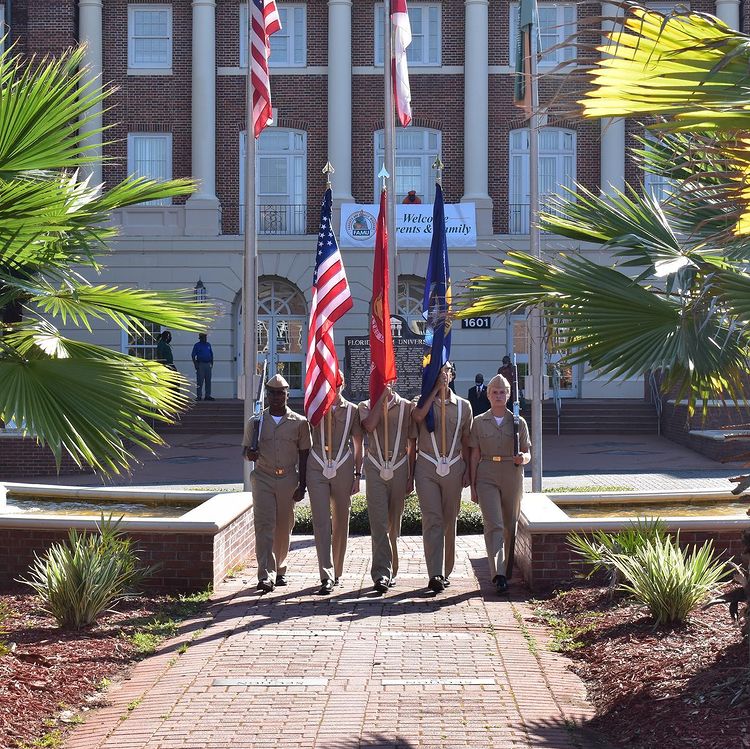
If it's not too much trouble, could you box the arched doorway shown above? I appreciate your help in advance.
[234,277,307,398]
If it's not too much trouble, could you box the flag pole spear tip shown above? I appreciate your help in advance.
[322,161,335,190]
[432,155,445,186]
[378,164,389,190]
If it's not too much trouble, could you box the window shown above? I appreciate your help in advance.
[642,134,676,204]
[127,133,173,206]
[122,321,161,359]
[398,276,427,336]
[240,4,306,67]
[508,127,576,234]
[374,3,440,66]
[509,2,575,67]
[646,1,690,14]
[239,129,307,234]
[128,5,172,69]
[374,128,441,203]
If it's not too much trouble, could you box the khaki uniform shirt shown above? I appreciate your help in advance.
[243,407,312,478]
[469,410,530,459]
[358,392,412,463]
[410,391,473,460]
[310,399,362,463]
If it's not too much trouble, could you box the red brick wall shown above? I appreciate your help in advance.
[0,438,94,480]
[518,525,749,592]
[0,506,256,593]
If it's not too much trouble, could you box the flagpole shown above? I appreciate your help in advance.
[243,23,259,493]
[529,5,543,492]
[384,0,398,313]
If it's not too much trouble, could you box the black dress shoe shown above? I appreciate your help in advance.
[428,576,445,593]
[318,579,334,595]
[205,396,215,401]
[275,575,287,587]
[388,577,397,587]
[442,577,451,588]
[257,579,274,593]
[493,575,509,594]
[334,577,341,586]
[374,577,390,594]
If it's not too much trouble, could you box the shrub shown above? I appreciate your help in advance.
[610,534,728,625]
[19,515,154,629]
[294,493,484,535]
[568,519,667,590]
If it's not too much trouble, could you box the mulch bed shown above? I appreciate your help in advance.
[536,585,750,749]
[0,587,176,748]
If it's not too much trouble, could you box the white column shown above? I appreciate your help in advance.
[186,0,220,235]
[462,0,493,235]
[600,3,625,196]
[327,0,353,204]
[78,0,103,187]
[715,0,740,29]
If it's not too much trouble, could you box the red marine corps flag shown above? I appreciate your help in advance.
[369,188,397,405]
[391,0,412,127]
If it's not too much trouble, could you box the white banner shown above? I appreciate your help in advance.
[339,203,477,248]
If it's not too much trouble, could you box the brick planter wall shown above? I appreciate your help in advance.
[0,437,94,481]
[517,524,748,593]
[0,506,255,593]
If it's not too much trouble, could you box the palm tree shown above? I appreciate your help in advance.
[460,2,750,414]
[0,46,212,475]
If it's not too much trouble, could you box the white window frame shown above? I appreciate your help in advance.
[121,321,162,359]
[127,132,173,206]
[374,3,441,67]
[0,5,5,56]
[508,127,576,234]
[373,128,441,203]
[646,1,690,14]
[509,2,575,68]
[128,4,173,70]
[642,133,676,204]
[239,3,307,68]
[239,128,308,234]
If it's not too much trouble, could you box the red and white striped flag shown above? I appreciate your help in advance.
[304,188,353,426]
[391,0,412,127]
[250,0,282,138]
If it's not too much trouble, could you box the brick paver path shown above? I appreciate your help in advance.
[67,536,602,749]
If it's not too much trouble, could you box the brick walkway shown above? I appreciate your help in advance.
[66,536,604,749]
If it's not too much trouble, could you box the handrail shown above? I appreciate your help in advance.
[551,364,562,436]
[648,370,662,436]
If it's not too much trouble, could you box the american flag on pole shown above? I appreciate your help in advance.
[250,0,282,138]
[304,188,353,427]
[391,0,412,127]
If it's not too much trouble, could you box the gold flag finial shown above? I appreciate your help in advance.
[322,161,335,189]
[432,155,445,185]
[378,164,389,191]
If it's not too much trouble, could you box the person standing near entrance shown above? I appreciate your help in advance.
[191,333,214,401]
[156,330,175,370]
[307,380,363,594]
[243,373,311,593]
[359,384,416,594]
[469,373,531,595]
[468,373,490,415]
[412,363,472,593]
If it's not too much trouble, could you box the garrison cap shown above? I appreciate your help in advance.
[266,373,290,390]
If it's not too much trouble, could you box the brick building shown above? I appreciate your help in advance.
[3,0,739,402]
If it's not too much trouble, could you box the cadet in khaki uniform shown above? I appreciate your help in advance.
[359,384,416,593]
[469,374,531,595]
[411,363,472,593]
[307,381,364,594]
[243,374,311,593]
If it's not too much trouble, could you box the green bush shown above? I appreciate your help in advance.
[568,519,667,590]
[19,515,155,629]
[294,493,484,535]
[610,534,728,625]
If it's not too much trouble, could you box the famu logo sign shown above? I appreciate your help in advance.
[345,209,377,240]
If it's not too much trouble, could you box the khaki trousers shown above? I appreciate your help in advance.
[415,457,464,579]
[475,461,523,579]
[307,456,353,583]
[250,469,299,582]
[365,459,409,582]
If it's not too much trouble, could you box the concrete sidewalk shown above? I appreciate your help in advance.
[31,432,746,494]
[66,536,603,749]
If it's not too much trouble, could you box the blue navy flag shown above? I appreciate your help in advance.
[417,182,452,432]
